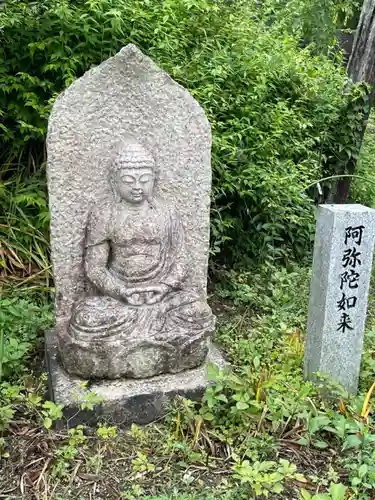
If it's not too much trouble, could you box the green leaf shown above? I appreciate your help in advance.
[43,417,52,429]
[342,434,362,450]
[313,440,329,449]
[28,394,42,405]
[308,415,331,434]
[298,437,309,446]
[236,401,249,410]
[271,483,283,494]
[329,483,347,500]
[358,464,368,479]
[351,476,362,486]
[216,394,228,403]
[207,363,220,381]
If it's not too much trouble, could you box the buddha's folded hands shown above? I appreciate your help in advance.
[123,284,171,305]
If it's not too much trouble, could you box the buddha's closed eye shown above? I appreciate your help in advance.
[121,174,152,184]
[139,174,152,183]
[122,175,135,184]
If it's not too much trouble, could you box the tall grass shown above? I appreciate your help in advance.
[0,328,4,382]
[0,155,51,286]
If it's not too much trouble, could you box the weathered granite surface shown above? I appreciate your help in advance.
[47,44,215,379]
[304,204,375,394]
[45,330,226,427]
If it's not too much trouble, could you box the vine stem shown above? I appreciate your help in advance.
[304,174,375,192]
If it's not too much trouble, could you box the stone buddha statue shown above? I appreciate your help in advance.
[59,140,215,379]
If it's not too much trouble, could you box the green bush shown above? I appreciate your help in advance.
[0,0,361,273]
[0,294,52,380]
[260,0,359,54]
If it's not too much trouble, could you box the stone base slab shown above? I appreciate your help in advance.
[45,330,226,426]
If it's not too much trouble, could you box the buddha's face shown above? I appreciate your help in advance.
[115,166,155,204]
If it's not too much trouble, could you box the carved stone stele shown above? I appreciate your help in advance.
[47,45,215,380]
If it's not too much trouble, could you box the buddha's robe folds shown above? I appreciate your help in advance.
[69,199,213,343]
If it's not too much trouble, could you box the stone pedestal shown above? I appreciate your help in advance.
[304,204,375,394]
[45,330,226,426]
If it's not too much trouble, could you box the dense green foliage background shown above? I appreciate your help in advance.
[0,0,364,278]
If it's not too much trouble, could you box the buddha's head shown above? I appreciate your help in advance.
[110,141,155,205]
